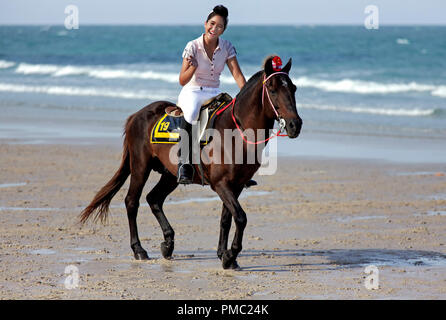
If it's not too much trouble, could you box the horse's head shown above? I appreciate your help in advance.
[262,56,302,138]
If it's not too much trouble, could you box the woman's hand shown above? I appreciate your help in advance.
[179,56,198,86]
[186,56,198,68]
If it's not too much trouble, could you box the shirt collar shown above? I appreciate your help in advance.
[199,34,221,52]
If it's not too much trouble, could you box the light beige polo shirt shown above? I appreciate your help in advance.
[182,34,237,88]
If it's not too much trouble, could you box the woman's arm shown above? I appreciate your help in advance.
[227,57,246,89]
[179,57,198,86]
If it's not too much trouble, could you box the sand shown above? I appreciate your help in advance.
[0,142,445,299]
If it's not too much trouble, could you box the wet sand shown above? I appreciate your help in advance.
[0,142,445,299]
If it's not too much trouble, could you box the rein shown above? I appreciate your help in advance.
[216,71,289,145]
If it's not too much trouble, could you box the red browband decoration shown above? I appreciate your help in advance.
[272,56,282,71]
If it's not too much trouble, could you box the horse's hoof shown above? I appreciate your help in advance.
[229,260,241,270]
[222,259,241,270]
[134,250,149,260]
[222,251,240,270]
[161,241,174,259]
[245,179,257,189]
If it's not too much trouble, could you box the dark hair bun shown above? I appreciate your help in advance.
[213,5,228,18]
[206,5,229,29]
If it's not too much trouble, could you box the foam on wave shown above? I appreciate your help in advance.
[301,104,436,117]
[14,62,239,84]
[293,76,438,95]
[0,82,172,100]
[0,60,16,69]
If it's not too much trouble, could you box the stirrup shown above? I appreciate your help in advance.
[177,163,194,184]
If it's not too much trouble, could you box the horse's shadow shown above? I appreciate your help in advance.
[173,248,446,272]
[242,248,446,272]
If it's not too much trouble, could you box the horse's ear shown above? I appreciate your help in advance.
[264,56,274,77]
[282,58,292,74]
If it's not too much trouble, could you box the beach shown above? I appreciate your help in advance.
[1,140,445,299]
[1,24,445,300]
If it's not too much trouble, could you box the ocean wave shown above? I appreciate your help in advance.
[293,76,446,98]
[14,62,238,84]
[396,38,410,45]
[431,86,446,98]
[293,76,437,94]
[10,62,446,98]
[14,62,180,83]
[0,82,441,117]
[301,104,437,117]
[0,60,16,69]
[0,82,173,100]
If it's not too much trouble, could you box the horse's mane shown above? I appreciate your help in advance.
[235,70,263,100]
[235,55,275,100]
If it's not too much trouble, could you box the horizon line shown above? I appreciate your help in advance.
[1,23,446,27]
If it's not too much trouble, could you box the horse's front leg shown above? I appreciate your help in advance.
[217,185,243,260]
[215,182,246,270]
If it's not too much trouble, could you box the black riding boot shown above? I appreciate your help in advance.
[177,118,194,184]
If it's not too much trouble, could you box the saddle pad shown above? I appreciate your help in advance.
[150,114,181,144]
[152,93,233,145]
[150,113,214,145]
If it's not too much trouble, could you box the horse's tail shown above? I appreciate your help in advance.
[79,137,131,225]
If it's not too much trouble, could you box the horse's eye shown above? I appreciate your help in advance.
[270,90,276,95]
[292,85,297,92]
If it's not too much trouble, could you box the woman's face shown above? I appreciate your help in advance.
[204,15,225,41]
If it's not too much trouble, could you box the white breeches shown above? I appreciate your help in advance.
[177,86,221,124]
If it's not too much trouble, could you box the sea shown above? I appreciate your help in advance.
[0,25,445,163]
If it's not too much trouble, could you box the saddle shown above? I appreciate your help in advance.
[150,93,233,145]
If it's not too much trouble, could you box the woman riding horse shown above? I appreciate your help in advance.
[177,5,246,184]
[79,54,302,270]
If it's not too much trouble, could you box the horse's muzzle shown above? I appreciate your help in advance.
[285,117,302,139]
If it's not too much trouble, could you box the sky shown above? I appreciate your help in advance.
[0,0,445,25]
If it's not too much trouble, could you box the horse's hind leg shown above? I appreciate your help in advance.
[146,171,178,259]
[126,167,151,260]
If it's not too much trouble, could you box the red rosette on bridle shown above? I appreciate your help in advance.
[272,56,282,71]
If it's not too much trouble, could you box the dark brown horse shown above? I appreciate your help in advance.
[79,56,302,269]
